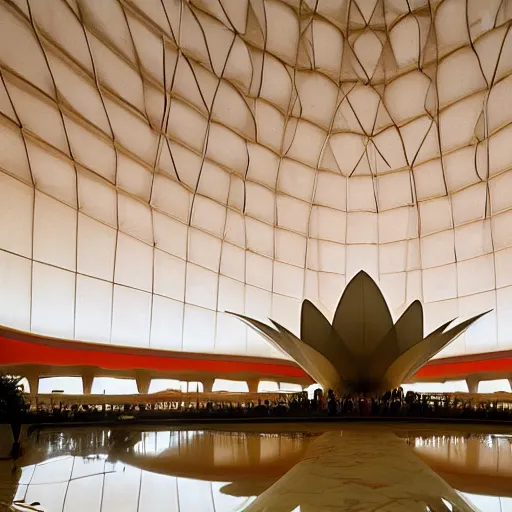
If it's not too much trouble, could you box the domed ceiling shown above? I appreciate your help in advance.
[0,0,511,359]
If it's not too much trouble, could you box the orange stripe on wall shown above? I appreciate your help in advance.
[0,336,307,378]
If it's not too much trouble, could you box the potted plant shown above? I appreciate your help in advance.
[0,375,28,459]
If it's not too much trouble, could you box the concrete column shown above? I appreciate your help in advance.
[202,378,215,393]
[136,373,151,394]
[247,378,259,394]
[466,376,479,394]
[82,373,95,395]
[24,372,40,396]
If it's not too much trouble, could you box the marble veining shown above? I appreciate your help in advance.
[246,430,476,512]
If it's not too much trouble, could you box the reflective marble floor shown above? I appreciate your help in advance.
[1,423,512,511]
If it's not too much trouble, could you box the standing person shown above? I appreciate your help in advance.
[327,389,337,416]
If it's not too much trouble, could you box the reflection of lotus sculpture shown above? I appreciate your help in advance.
[229,271,488,394]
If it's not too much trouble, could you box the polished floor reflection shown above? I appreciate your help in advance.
[1,424,512,511]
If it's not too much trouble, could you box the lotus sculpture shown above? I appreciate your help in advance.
[229,271,488,394]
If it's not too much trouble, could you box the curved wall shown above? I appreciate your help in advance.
[0,0,512,360]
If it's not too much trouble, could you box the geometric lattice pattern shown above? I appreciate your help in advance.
[0,0,511,359]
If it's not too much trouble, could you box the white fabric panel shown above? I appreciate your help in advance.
[247,142,280,188]
[215,312,247,354]
[346,245,379,282]
[347,177,376,212]
[246,217,274,257]
[224,210,245,247]
[182,304,215,352]
[314,172,347,210]
[255,100,286,152]
[380,241,407,274]
[32,262,75,339]
[27,141,76,207]
[318,272,346,317]
[419,197,453,235]
[114,233,153,292]
[347,212,378,244]
[118,194,153,244]
[218,275,245,314]
[117,153,151,201]
[275,229,307,267]
[153,249,186,301]
[246,252,273,291]
[220,242,245,282]
[151,174,191,223]
[278,158,315,201]
[77,214,116,281]
[245,285,272,356]
[451,183,486,226]
[276,195,310,234]
[444,147,479,193]
[459,291,497,353]
[457,254,495,297]
[490,170,512,214]
[0,250,31,331]
[273,261,304,299]
[111,285,151,347]
[497,286,512,348]
[185,263,218,310]
[284,119,327,167]
[150,295,183,350]
[380,272,407,313]
[454,220,493,261]
[272,293,301,337]
[66,119,116,183]
[75,275,112,343]
[1,0,512,360]
[379,207,417,244]
[197,160,230,204]
[406,270,423,306]
[310,207,346,243]
[422,264,457,303]
[117,153,155,202]
[191,195,226,238]
[8,83,68,154]
[421,231,456,269]
[0,123,32,184]
[152,211,188,260]
[0,172,33,257]
[377,171,413,210]
[34,192,77,271]
[307,239,346,274]
[246,182,275,224]
[492,210,512,251]
[413,159,447,201]
[495,248,512,289]
[424,298,460,356]
[188,228,222,272]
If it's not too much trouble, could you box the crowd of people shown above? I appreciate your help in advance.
[24,387,512,424]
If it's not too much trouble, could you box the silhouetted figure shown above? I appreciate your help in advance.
[327,389,337,416]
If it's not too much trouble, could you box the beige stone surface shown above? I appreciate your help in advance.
[246,430,476,512]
